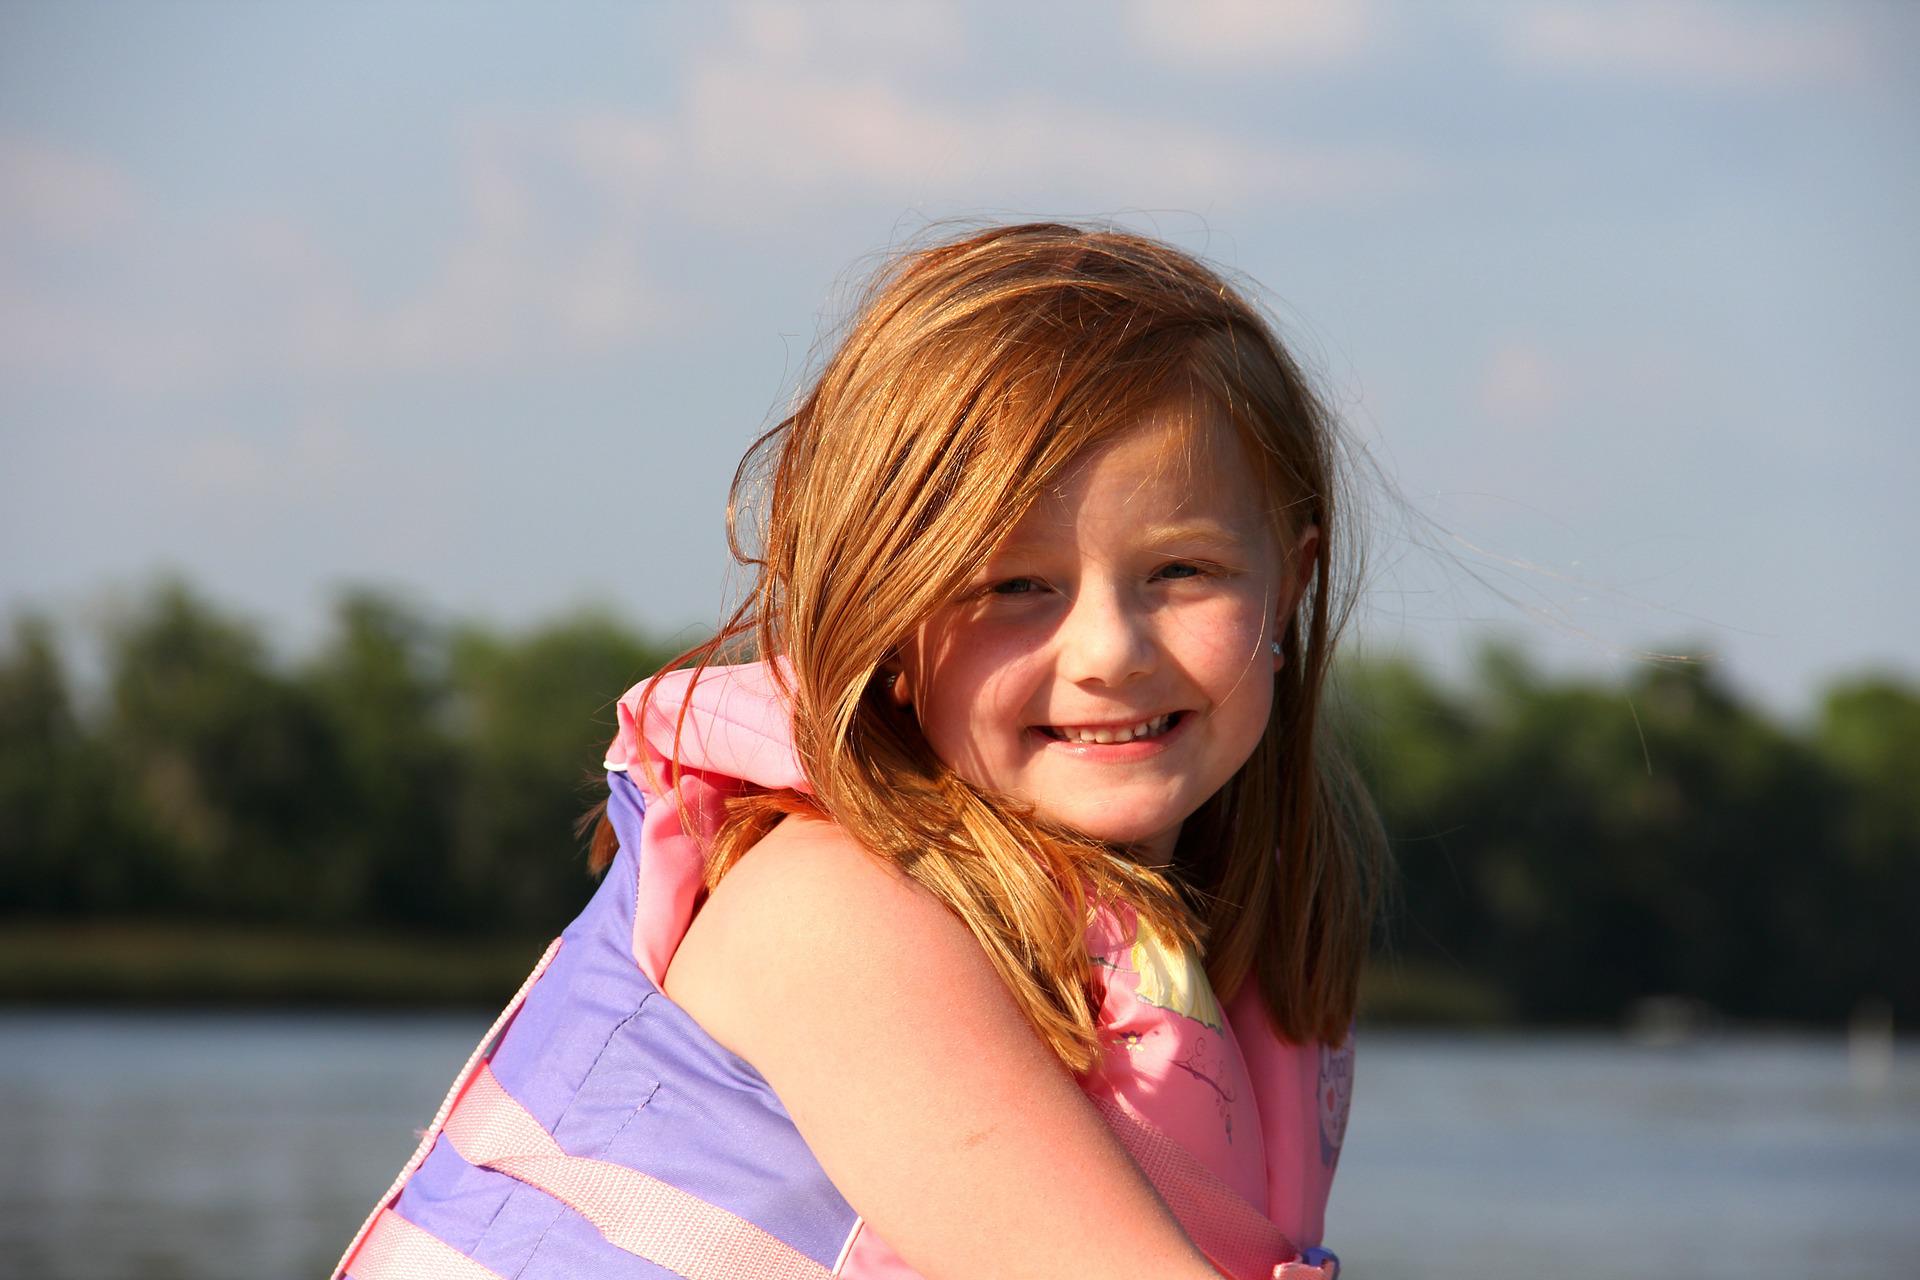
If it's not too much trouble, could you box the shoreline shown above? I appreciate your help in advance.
[3,920,1885,1035]
[0,920,556,1009]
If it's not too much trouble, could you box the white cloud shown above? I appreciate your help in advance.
[636,54,1423,214]
[0,135,137,243]
[313,121,674,372]
[171,407,357,505]
[0,6,1424,396]
[0,128,678,392]
[1477,340,1565,430]
[732,0,967,67]
[1124,0,1380,70]
[551,3,1420,216]
[1498,1,1872,89]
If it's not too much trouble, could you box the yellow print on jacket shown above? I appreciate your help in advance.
[1128,918,1224,1033]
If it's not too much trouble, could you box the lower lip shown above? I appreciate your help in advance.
[1029,714,1190,759]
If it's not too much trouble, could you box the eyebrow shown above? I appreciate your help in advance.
[1137,520,1255,550]
[985,517,1261,564]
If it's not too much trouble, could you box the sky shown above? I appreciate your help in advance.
[3,0,1915,718]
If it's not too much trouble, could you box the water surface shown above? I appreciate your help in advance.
[2,1012,1913,1278]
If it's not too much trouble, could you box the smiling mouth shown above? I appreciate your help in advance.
[1037,712,1181,745]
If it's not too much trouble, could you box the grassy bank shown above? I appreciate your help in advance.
[2,919,1513,1025]
[1358,957,1514,1027]
[0,921,557,1008]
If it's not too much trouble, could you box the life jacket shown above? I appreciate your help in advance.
[333,661,1349,1280]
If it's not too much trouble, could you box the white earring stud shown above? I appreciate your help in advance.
[1271,640,1283,656]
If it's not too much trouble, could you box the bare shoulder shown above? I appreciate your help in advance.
[661,815,1216,1278]
[662,816,975,1058]
[705,813,935,932]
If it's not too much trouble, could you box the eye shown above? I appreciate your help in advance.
[990,576,1044,596]
[1154,561,1208,581]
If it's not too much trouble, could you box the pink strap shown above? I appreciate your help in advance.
[1091,1093,1336,1280]
[344,1209,507,1280]
[442,1061,832,1280]
[332,936,565,1280]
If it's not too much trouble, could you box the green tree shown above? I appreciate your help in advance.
[99,581,335,920]
[1349,638,1920,1024]
[304,590,461,927]
[447,611,676,933]
[0,615,104,913]
[1814,676,1920,1016]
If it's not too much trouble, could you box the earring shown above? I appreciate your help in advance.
[888,670,911,708]
[1270,641,1283,656]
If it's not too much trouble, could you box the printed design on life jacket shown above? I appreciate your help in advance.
[1128,916,1225,1034]
[1172,1033,1237,1144]
[1089,909,1240,1148]
[1316,1036,1354,1168]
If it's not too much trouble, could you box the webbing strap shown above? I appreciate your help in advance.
[331,936,566,1280]
[344,1209,507,1280]
[1091,1093,1338,1280]
[442,1062,833,1280]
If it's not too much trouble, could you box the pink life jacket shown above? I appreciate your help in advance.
[334,661,1349,1280]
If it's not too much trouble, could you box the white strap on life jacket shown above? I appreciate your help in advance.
[435,1060,833,1279]
[334,934,834,1280]
[332,936,563,1280]
[348,1209,507,1280]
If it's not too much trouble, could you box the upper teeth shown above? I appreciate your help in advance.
[1054,715,1170,744]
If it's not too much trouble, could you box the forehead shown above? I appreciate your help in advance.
[1019,401,1274,537]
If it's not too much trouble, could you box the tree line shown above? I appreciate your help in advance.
[2,579,1913,1025]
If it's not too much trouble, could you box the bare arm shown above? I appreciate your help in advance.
[662,815,1222,1280]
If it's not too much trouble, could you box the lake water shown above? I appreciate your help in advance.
[1,1012,1914,1278]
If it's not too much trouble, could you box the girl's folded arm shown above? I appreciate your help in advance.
[663,815,1222,1280]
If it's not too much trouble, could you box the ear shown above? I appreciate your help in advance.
[1274,524,1322,671]
[883,663,913,709]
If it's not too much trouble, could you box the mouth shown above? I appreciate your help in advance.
[1036,711,1184,745]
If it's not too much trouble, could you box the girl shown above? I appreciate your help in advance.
[334,223,1379,1280]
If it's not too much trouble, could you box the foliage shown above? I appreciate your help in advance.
[1337,644,1918,1024]
[3,583,1913,1024]
[1,581,674,941]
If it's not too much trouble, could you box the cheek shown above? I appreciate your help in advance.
[1170,594,1275,682]
[910,618,1047,768]
[1170,597,1280,752]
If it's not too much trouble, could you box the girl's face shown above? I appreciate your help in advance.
[900,404,1316,864]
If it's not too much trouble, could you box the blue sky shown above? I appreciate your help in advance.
[3,0,1914,715]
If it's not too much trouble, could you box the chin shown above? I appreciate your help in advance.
[1051,810,1181,855]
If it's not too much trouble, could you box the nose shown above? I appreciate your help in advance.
[1055,581,1155,687]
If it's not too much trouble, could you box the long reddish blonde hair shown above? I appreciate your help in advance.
[595,222,1382,1069]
